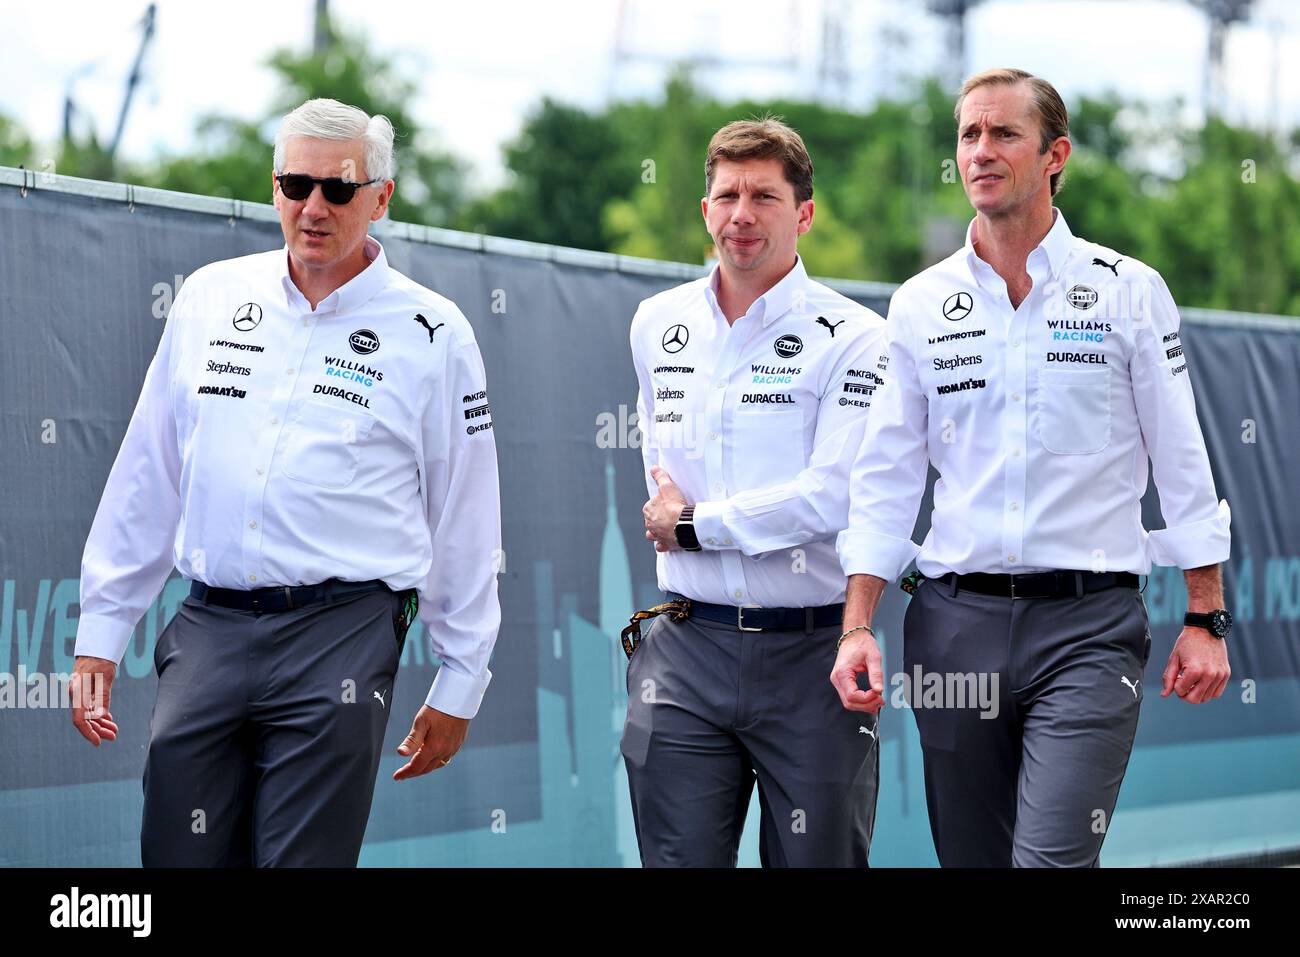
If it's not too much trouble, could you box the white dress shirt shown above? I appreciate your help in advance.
[838,210,1230,582]
[76,237,502,718]
[631,256,889,608]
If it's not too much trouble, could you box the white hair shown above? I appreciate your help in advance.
[273,98,395,182]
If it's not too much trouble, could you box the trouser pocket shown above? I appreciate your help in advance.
[392,589,418,655]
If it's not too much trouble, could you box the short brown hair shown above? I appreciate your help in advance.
[705,117,814,204]
[954,68,1070,195]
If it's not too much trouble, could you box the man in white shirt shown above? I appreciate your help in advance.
[832,70,1233,867]
[628,119,889,866]
[69,98,502,867]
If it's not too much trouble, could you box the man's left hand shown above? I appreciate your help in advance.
[1161,627,1231,704]
[643,465,688,553]
[394,705,470,780]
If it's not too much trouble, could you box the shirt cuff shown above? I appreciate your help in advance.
[424,663,493,719]
[689,501,736,549]
[73,612,137,665]
[836,528,920,581]
[1147,499,1232,569]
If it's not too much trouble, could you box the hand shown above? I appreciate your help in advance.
[393,705,470,780]
[643,465,688,553]
[1161,627,1231,704]
[70,655,119,746]
[830,628,886,714]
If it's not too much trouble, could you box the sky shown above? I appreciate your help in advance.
[2,0,1297,190]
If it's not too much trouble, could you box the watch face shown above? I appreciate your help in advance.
[1211,609,1233,638]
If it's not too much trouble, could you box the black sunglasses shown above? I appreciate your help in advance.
[275,173,381,205]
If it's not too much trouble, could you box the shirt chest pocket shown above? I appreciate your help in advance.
[730,407,806,487]
[279,400,377,489]
[1035,366,1111,454]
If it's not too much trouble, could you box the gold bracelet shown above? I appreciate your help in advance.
[837,624,875,651]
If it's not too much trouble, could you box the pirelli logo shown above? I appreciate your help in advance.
[1166,345,1183,360]
[843,382,874,396]
[464,404,491,420]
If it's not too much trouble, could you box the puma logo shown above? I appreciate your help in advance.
[817,316,845,337]
[1092,257,1121,276]
[858,725,876,740]
[1120,675,1140,699]
[413,313,445,343]
[373,689,387,709]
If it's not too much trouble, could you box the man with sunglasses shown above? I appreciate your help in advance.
[71,98,502,866]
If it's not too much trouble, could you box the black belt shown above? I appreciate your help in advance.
[190,578,390,613]
[667,593,844,633]
[936,570,1139,600]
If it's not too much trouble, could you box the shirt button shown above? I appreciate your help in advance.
[713,483,724,494]
[301,319,308,327]
[1011,448,1021,457]
[707,432,718,441]
[715,381,726,389]
[270,417,279,425]
[248,574,257,582]
[706,537,717,545]
[1012,339,1022,348]
[1011,392,1021,402]
[1009,502,1019,512]
[249,520,258,529]
[1008,555,1017,565]
[733,590,743,600]
[256,467,264,475]
[286,368,294,376]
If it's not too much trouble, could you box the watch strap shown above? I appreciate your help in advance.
[1184,609,1230,638]
[675,505,701,551]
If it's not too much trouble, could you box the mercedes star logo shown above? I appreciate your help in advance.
[942,292,973,322]
[662,324,689,353]
[232,302,263,331]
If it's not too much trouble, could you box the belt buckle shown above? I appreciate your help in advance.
[737,605,763,633]
[1009,575,1022,600]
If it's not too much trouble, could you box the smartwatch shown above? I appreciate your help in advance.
[1184,609,1232,639]
[675,505,702,552]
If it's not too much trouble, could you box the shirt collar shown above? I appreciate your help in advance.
[704,255,809,327]
[280,234,389,314]
[962,207,1074,289]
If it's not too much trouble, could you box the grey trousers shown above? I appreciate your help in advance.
[904,577,1152,867]
[140,587,406,867]
[621,611,879,867]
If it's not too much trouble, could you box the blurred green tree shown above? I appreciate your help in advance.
[0,114,36,168]
[456,98,630,250]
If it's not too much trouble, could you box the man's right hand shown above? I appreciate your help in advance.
[830,628,886,714]
[71,655,119,746]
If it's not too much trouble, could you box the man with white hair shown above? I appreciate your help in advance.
[70,98,502,866]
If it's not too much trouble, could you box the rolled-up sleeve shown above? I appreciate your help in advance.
[1131,272,1231,568]
[836,295,930,581]
[417,331,502,718]
[76,293,185,664]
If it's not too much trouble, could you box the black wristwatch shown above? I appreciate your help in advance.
[674,505,702,552]
[1184,609,1232,639]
